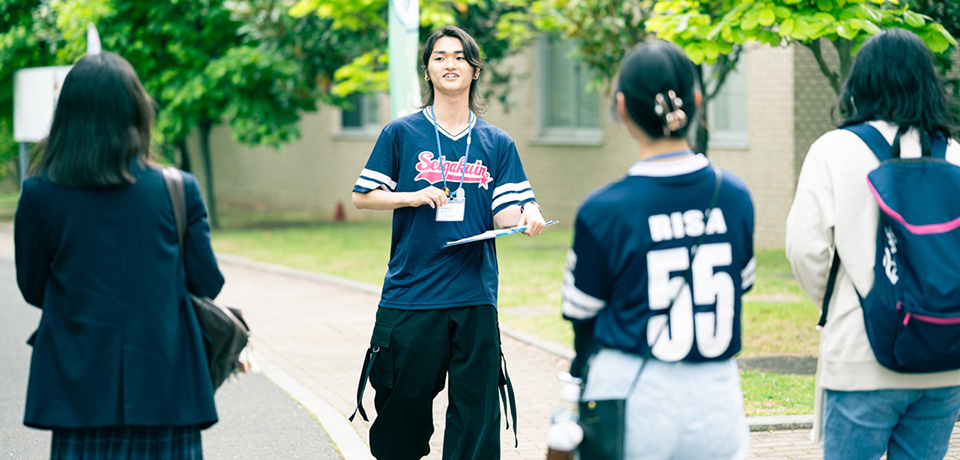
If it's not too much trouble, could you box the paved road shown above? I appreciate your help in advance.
[0,256,341,459]
[7,223,960,460]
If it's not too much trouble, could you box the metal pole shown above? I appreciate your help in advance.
[19,142,29,188]
[389,0,420,120]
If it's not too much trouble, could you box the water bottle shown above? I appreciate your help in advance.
[546,372,583,460]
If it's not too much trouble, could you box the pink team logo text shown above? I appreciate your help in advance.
[414,151,492,189]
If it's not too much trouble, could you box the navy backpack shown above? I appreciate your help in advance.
[820,123,960,373]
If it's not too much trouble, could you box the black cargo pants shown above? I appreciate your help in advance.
[351,305,513,460]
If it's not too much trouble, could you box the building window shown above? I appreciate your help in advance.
[341,93,381,134]
[707,64,748,150]
[535,37,602,145]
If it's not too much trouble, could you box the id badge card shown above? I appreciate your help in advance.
[436,196,465,222]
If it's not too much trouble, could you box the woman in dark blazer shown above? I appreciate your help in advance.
[15,52,223,459]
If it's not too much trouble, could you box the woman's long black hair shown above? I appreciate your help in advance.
[836,28,957,139]
[35,52,154,187]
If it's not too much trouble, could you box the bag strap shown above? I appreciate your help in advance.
[161,167,187,249]
[584,165,725,397]
[844,123,948,161]
[821,124,896,328]
[818,251,841,328]
[821,124,949,328]
[843,124,892,162]
[931,133,948,159]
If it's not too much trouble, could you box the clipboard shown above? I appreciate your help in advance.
[443,220,559,248]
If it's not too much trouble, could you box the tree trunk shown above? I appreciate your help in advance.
[177,139,193,173]
[695,114,710,157]
[198,120,218,230]
[803,39,842,95]
[834,39,854,94]
[694,64,710,156]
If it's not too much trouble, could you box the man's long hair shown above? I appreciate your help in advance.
[419,25,486,114]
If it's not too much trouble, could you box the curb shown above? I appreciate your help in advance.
[255,353,374,460]
[215,253,382,296]
[216,252,815,433]
[747,415,813,432]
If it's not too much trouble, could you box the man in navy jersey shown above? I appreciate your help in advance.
[350,25,545,460]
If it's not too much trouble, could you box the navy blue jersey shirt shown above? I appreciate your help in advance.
[562,155,755,362]
[353,109,535,310]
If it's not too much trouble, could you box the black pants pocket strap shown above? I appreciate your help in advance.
[349,346,378,422]
[499,350,518,447]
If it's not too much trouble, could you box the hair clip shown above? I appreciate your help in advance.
[654,99,665,116]
[654,90,688,135]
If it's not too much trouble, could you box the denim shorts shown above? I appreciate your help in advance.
[582,348,749,460]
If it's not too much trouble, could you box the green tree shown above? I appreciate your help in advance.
[644,0,957,149]
[2,0,328,227]
[0,0,78,182]
[909,0,960,49]
[910,0,960,101]
[290,0,539,110]
[647,0,956,94]
[533,0,743,155]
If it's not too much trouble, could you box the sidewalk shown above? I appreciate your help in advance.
[210,253,960,460]
[214,254,568,459]
[0,228,342,459]
[6,207,958,460]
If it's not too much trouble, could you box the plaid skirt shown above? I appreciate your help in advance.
[50,426,202,460]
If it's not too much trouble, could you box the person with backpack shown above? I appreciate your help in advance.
[786,28,960,459]
[562,39,756,459]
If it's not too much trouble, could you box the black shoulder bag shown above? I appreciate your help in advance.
[162,167,252,391]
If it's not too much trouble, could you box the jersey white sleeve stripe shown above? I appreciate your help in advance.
[741,256,756,290]
[491,190,535,211]
[355,177,390,191]
[360,169,397,191]
[493,181,532,198]
[561,268,607,319]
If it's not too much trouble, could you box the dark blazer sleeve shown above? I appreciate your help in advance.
[14,182,53,308]
[182,173,224,299]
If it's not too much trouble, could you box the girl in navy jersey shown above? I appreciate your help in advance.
[562,40,756,459]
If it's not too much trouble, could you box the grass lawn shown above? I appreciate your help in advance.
[212,218,818,416]
[741,370,815,416]
[0,192,19,221]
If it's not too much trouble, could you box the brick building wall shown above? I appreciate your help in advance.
[710,44,795,249]
[480,51,638,224]
[194,41,884,249]
[187,107,382,224]
[193,45,640,229]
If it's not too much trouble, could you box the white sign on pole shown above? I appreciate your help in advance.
[13,66,73,143]
[389,0,420,119]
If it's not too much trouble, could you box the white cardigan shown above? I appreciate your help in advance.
[785,120,960,443]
